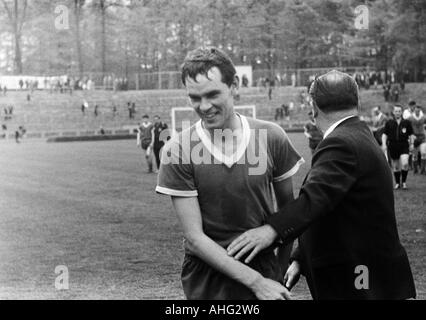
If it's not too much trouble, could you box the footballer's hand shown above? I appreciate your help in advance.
[284,260,301,290]
[250,276,292,300]
[227,225,278,264]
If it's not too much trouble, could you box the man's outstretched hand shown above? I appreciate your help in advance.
[227,225,278,263]
[284,260,301,290]
[250,275,292,300]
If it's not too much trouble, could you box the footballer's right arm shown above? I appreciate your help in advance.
[171,196,291,300]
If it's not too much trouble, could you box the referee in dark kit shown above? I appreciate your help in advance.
[382,104,415,189]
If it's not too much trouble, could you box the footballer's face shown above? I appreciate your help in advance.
[393,107,402,119]
[185,67,237,130]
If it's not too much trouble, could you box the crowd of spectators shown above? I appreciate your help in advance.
[79,100,138,120]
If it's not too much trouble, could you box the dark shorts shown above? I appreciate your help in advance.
[414,135,425,148]
[181,246,288,300]
[141,139,151,150]
[389,142,409,160]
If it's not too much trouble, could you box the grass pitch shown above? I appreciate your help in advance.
[0,134,424,299]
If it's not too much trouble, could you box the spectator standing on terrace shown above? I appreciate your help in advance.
[15,128,20,143]
[283,104,290,121]
[94,105,99,117]
[132,102,136,118]
[268,78,274,100]
[81,100,89,115]
[69,78,74,95]
[391,83,400,102]
[3,85,7,96]
[14,126,25,143]
[383,83,391,102]
[242,74,249,87]
[1,124,7,139]
[128,102,134,119]
[275,106,284,121]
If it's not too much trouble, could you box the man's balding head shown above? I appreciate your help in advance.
[309,70,359,113]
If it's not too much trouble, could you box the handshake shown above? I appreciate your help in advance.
[227,225,302,300]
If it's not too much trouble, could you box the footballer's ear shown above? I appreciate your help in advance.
[231,75,240,96]
[233,75,240,89]
[312,101,319,118]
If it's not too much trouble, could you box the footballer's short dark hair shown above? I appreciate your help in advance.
[181,46,236,87]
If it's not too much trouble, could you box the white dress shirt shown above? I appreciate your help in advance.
[323,115,358,139]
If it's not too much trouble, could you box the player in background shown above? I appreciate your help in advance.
[403,100,423,120]
[371,106,388,146]
[137,115,154,173]
[403,100,423,170]
[382,105,415,189]
[304,110,323,155]
[409,105,426,174]
[150,115,168,173]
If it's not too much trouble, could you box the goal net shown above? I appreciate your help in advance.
[171,105,256,134]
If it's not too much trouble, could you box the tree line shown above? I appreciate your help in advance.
[0,0,425,81]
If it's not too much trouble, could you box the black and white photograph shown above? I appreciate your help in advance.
[0,0,425,303]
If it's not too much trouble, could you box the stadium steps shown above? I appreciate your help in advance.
[1,84,425,136]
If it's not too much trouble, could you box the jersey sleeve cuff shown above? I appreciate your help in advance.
[273,158,305,182]
[155,186,198,197]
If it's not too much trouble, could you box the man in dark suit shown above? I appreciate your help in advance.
[227,70,416,300]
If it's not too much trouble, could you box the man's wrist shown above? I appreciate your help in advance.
[263,224,278,240]
[247,272,264,291]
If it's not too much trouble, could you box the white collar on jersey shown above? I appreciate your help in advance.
[412,111,424,121]
[195,113,251,168]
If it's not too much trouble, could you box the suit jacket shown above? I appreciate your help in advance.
[267,116,416,300]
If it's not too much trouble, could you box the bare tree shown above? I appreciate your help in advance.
[92,0,124,76]
[74,0,85,77]
[1,0,28,74]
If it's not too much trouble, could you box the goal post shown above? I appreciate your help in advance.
[171,105,256,135]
